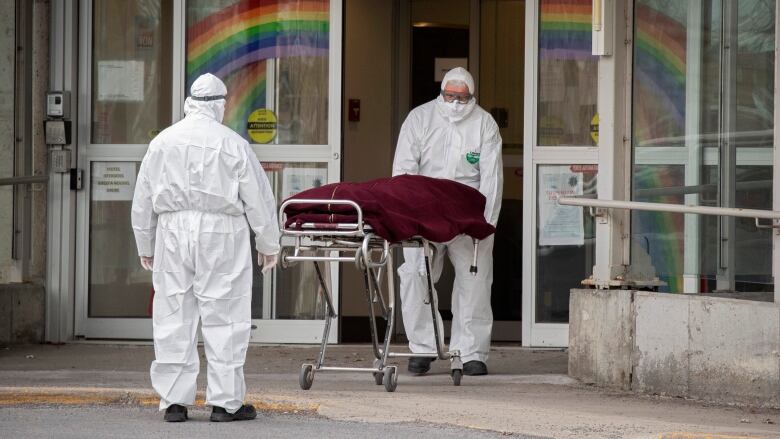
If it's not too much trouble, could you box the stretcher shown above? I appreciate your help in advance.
[279,199,481,392]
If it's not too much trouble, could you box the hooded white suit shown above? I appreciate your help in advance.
[131,73,280,412]
[393,68,503,364]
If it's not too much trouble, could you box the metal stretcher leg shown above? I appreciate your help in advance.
[299,260,336,391]
[422,240,463,385]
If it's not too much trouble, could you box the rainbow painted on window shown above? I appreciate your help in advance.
[186,0,329,139]
[631,3,687,293]
[538,0,593,60]
[633,3,686,145]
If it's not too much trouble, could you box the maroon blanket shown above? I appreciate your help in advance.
[283,174,495,243]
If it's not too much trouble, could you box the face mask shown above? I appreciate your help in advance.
[448,101,467,115]
[435,94,475,122]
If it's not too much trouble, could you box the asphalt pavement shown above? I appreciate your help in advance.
[1,343,779,439]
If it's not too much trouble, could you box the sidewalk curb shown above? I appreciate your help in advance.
[0,387,318,414]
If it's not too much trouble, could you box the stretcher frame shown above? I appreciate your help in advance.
[279,199,472,392]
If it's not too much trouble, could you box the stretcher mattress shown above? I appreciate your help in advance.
[283,174,495,242]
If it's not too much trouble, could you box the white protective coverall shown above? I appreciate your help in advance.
[131,73,280,412]
[392,67,503,364]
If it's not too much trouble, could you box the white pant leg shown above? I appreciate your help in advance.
[398,244,446,355]
[150,222,200,410]
[194,215,252,413]
[447,235,494,363]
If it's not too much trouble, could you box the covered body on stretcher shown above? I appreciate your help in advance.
[278,174,495,391]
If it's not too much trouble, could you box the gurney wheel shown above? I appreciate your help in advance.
[372,359,384,385]
[299,363,314,390]
[383,366,398,392]
[451,369,462,386]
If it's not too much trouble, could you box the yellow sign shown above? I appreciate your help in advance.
[247,109,277,144]
[590,113,599,145]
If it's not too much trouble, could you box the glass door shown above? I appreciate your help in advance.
[630,0,775,296]
[522,0,599,346]
[74,0,342,343]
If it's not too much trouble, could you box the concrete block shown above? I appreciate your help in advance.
[11,284,44,343]
[0,289,11,345]
[632,292,690,396]
[568,289,633,389]
[688,296,780,408]
[0,283,45,345]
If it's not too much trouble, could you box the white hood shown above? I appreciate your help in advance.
[183,73,228,123]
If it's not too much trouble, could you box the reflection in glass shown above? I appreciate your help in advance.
[536,165,597,323]
[537,0,598,146]
[91,0,173,144]
[89,162,152,317]
[632,0,774,293]
[632,165,685,292]
[186,0,329,145]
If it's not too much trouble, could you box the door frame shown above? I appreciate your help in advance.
[73,0,342,343]
[522,0,601,347]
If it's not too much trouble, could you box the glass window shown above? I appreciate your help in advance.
[631,0,775,293]
[631,164,685,292]
[89,162,149,317]
[91,0,173,144]
[88,160,328,319]
[536,164,597,323]
[537,0,598,146]
[186,0,330,145]
[253,162,328,320]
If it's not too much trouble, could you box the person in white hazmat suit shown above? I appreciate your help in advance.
[393,67,502,376]
[131,73,280,423]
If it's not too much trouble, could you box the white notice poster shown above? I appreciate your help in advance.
[538,166,584,246]
[92,162,136,201]
[97,60,145,102]
[281,166,328,201]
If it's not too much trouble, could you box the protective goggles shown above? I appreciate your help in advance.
[190,94,227,101]
[440,90,473,104]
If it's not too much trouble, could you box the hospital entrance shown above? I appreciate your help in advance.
[341,0,527,344]
[61,0,585,347]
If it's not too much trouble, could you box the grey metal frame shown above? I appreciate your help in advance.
[279,199,466,392]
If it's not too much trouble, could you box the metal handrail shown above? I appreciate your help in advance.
[0,175,48,186]
[557,197,780,223]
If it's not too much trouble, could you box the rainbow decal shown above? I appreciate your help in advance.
[539,0,593,60]
[632,166,685,293]
[186,0,329,138]
[631,2,687,293]
[633,3,686,144]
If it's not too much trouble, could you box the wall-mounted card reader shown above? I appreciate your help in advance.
[46,91,70,118]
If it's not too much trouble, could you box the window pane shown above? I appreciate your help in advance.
[186,0,330,145]
[254,162,329,320]
[537,0,598,146]
[91,0,173,144]
[89,162,150,318]
[631,164,685,292]
[536,165,597,323]
[631,0,774,294]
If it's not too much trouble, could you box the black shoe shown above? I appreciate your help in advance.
[463,360,488,376]
[407,357,436,374]
[163,404,188,422]
[210,404,258,422]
